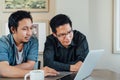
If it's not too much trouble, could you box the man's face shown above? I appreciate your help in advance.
[54,23,73,48]
[12,18,33,43]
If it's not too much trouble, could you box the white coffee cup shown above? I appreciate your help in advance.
[24,70,44,80]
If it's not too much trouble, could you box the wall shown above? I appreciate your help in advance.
[56,0,120,72]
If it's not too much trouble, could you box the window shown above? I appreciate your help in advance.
[114,0,120,53]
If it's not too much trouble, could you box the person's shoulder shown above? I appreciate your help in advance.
[0,34,10,42]
[73,30,87,44]
[73,30,86,38]
[30,36,38,40]
[0,34,11,46]
[71,30,86,46]
[46,34,58,43]
[29,36,38,42]
[47,34,56,40]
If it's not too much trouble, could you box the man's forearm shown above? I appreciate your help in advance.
[15,61,35,70]
[0,64,30,78]
[45,61,70,71]
[70,61,82,72]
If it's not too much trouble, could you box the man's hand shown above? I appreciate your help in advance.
[42,66,59,77]
[70,61,82,72]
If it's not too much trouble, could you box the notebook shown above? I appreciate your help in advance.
[57,49,104,80]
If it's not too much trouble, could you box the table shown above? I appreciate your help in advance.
[0,69,120,80]
[86,69,120,80]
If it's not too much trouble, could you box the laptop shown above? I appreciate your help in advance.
[57,49,104,80]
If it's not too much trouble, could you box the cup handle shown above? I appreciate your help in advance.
[24,73,30,80]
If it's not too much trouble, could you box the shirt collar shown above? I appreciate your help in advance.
[9,34,16,46]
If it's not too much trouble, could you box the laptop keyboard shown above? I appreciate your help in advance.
[56,72,77,80]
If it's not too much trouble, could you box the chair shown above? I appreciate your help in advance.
[34,60,41,69]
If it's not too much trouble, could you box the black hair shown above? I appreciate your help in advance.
[8,10,33,34]
[50,14,72,33]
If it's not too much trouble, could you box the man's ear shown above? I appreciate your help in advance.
[10,27,16,34]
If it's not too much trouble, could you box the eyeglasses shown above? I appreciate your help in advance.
[56,30,73,38]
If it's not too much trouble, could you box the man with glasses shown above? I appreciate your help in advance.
[43,14,89,71]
